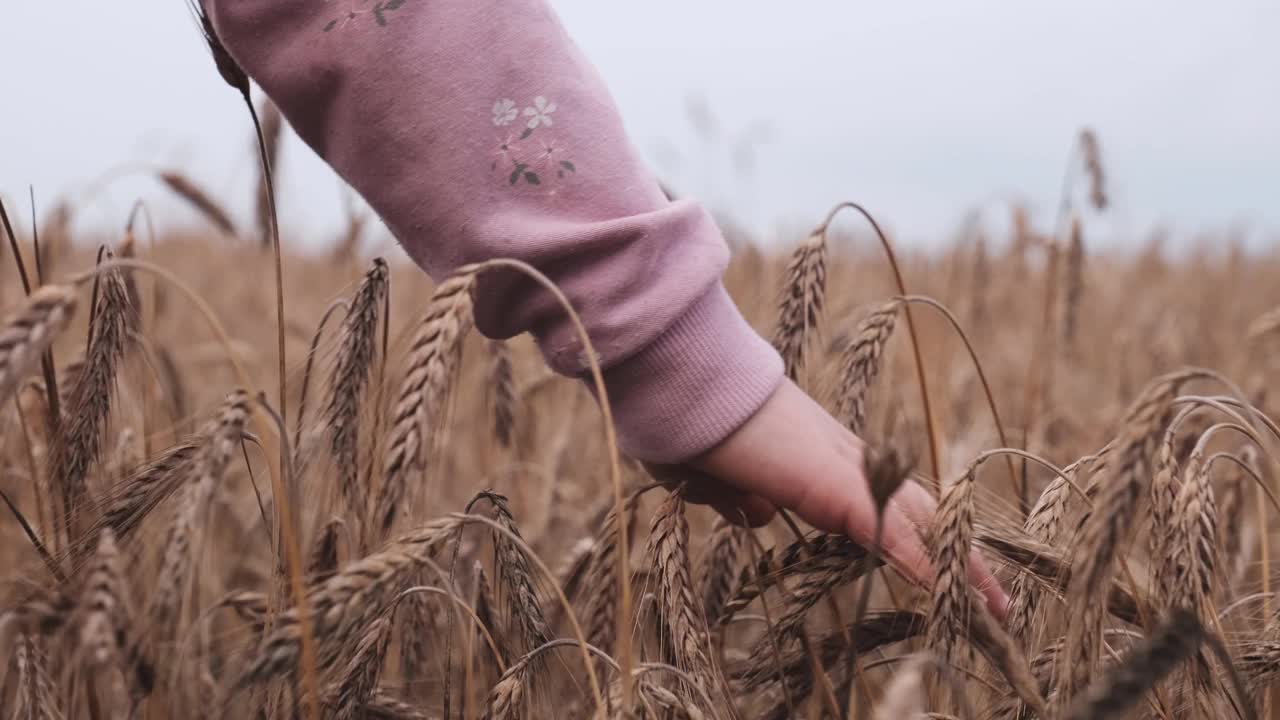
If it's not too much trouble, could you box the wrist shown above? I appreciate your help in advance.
[597,282,783,464]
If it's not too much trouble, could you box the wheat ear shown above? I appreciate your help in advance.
[51,264,129,539]
[925,465,974,664]
[1057,370,1202,701]
[325,617,391,720]
[0,285,77,405]
[77,528,129,669]
[149,390,249,644]
[772,230,826,382]
[324,258,389,520]
[375,269,477,537]
[699,516,748,626]
[833,300,900,436]
[647,488,717,694]
[156,171,238,237]
[488,339,516,449]
[306,516,345,584]
[230,517,460,694]
[1079,128,1108,211]
[1062,608,1203,720]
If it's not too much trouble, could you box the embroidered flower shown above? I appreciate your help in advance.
[492,99,518,127]
[490,134,521,170]
[536,139,561,166]
[489,95,574,186]
[523,96,557,129]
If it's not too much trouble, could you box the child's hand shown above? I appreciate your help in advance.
[670,379,1010,620]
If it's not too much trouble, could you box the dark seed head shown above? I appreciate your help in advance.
[865,446,912,513]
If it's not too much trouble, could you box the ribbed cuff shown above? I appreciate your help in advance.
[599,283,784,464]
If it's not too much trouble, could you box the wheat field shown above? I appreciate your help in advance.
[4,157,1280,719]
[3,35,1280,713]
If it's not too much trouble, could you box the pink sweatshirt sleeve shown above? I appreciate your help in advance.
[204,0,783,463]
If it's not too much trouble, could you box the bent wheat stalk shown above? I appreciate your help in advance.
[818,201,941,479]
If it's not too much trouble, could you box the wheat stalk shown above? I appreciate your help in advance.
[149,390,249,645]
[1005,455,1094,642]
[214,589,268,633]
[1062,217,1085,348]
[1079,128,1108,211]
[324,258,388,520]
[482,646,534,720]
[1062,608,1203,720]
[374,268,477,537]
[772,230,826,382]
[557,535,596,603]
[473,560,509,668]
[0,285,77,405]
[15,634,65,720]
[1057,370,1202,701]
[1168,440,1224,713]
[737,610,924,714]
[1149,426,1182,602]
[1221,446,1259,591]
[306,516,344,584]
[480,491,551,655]
[51,265,130,540]
[967,602,1048,717]
[325,617,391,720]
[720,532,868,628]
[647,488,716,694]
[833,300,900,436]
[1170,443,1219,617]
[77,528,129,669]
[969,232,989,328]
[737,539,879,688]
[254,98,283,247]
[362,692,432,720]
[699,517,747,625]
[156,171,238,238]
[581,487,641,667]
[488,339,516,450]
[231,516,460,694]
[82,438,202,547]
[925,465,974,664]
[396,567,436,700]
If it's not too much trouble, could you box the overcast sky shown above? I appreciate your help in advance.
[1,1,1276,249]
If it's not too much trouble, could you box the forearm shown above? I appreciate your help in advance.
[204,0,782,462]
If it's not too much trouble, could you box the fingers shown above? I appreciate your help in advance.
[644,462,777,528]
[702,491,777,528]
[683,378,1012,620]
[883,480,1010,620]
[874,504,1010,621]
[871,500,935,587]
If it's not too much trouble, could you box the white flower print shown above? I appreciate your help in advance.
[488,95,575,186]
[523,96,557,129]
[492,99,518,127]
